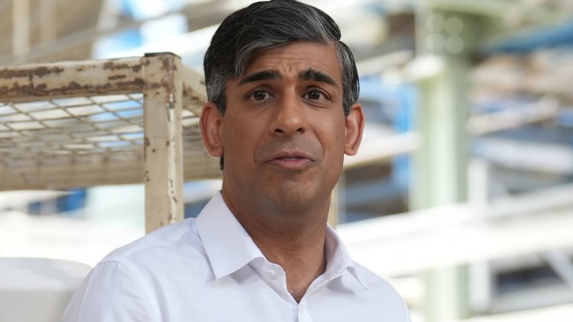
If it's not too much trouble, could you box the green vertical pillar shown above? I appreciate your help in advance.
[411,7,483,322]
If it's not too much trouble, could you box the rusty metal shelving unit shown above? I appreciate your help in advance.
[0,53,220,233]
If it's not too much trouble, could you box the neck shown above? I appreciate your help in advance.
[221,188,330,302]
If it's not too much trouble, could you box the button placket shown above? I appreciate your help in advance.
[298,299,313,322]
[255,262,295,305]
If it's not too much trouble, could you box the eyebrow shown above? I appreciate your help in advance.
[238,70,281,85]
[298,68,338,87]
[237,68,338,87]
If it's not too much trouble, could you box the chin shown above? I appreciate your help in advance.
[268,181,330,213]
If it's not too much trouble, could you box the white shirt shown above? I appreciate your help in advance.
[64,192,410,322]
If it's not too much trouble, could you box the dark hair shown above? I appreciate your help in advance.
[203,0,359,117]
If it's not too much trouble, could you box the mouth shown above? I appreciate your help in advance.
[265,151,315,170]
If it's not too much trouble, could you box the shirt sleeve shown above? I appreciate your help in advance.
[63,261,157,322]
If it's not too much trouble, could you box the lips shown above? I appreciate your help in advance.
[263,150,316,170]
[255,138,323,171]
[268,151,314,162]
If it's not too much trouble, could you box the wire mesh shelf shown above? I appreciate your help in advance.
[0,53,220,231]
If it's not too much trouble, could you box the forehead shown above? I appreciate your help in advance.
[241,42,342,84]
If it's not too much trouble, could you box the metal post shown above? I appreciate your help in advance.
[40,0,58,44]
[143,53,185,233]
[12,0,30,57]
[412,7,484,322]
[328,184,339,228]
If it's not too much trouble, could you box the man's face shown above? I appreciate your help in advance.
[201,42,364,214]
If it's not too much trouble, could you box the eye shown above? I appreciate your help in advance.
[304,89,327,101]
[249,90,271,101]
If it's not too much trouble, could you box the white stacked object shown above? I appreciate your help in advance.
[0,258,91,322]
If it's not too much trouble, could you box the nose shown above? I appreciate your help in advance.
[269,92,305,136]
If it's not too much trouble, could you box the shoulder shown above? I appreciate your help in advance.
[64,256,158,321]
[353,261,405,300]
[353,261,396,291]
[97,218,206,277]
[64,219,207,321]
[102,218,203,266]
[353,262,411,321]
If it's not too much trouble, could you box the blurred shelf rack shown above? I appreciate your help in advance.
[0,53,220,232]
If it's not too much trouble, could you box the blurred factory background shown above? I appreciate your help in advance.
[1,0,573,321]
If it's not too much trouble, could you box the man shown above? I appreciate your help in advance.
[64,1,410,321]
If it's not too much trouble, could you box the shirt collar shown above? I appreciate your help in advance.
[196,192,368,289]
[195,192,265,279]
[325,224,369,289]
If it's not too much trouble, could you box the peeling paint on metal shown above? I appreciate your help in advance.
[108,75,127,81]
[0,78,145,98]
[0,66,64,79]
[160,56,176,71]
[103,62,142,73]
[166,104,171,122]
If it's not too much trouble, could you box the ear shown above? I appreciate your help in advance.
[199,102,224,157]
[344,103,365,156]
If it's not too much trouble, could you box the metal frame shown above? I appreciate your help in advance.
[0,53,220,233]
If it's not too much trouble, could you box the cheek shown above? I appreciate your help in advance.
[222,117,259,155]
[319,118,346,145]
